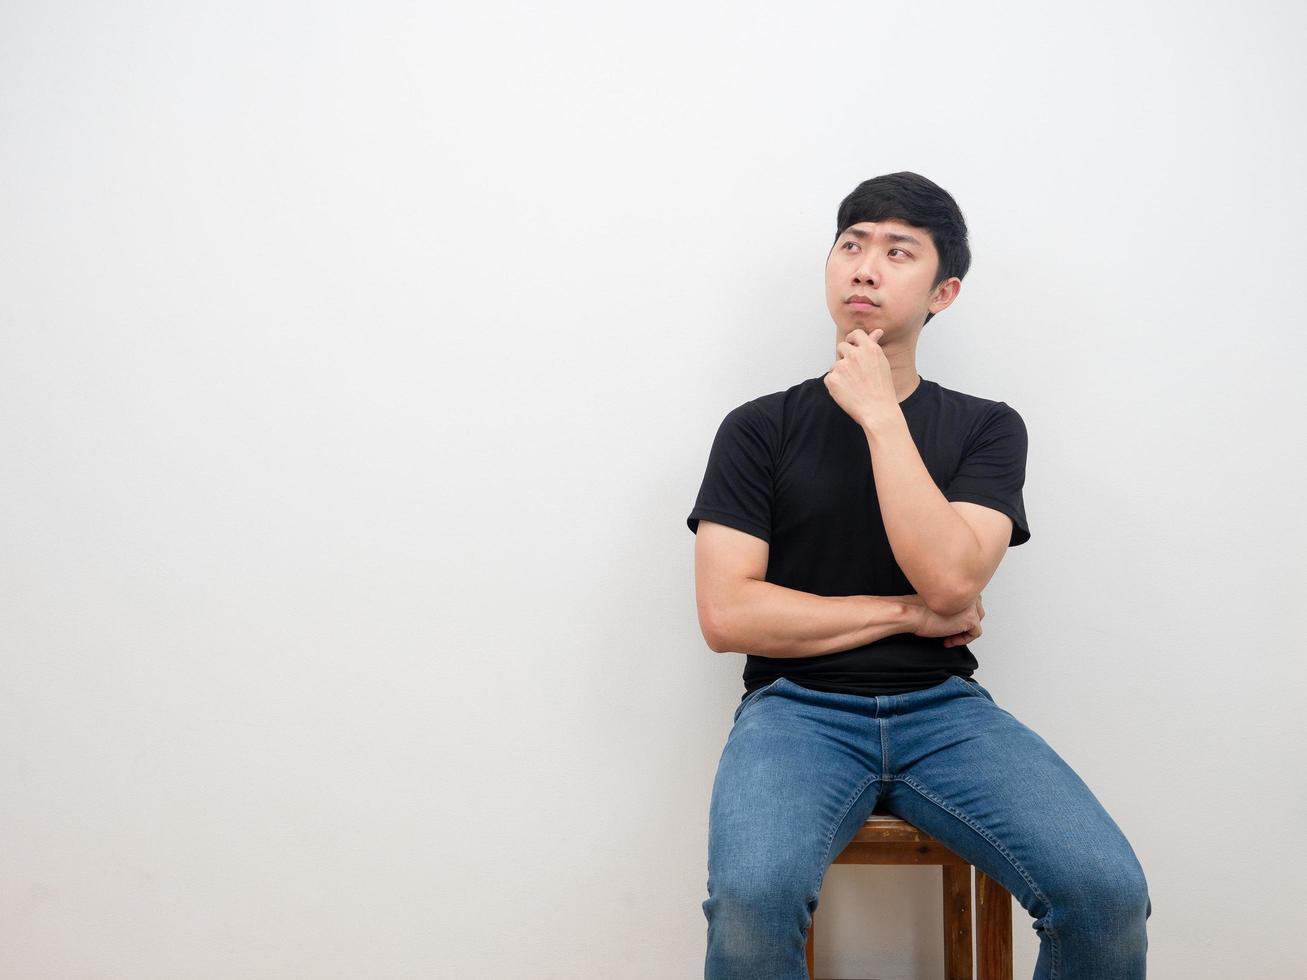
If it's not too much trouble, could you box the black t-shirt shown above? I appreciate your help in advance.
[687,370,1030,700]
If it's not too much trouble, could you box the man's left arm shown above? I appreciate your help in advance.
[863,413,1013,617]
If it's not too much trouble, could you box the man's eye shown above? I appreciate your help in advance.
[889,248,907,257]
[842,242,857,250]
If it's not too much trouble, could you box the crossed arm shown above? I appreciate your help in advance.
[862,412,1014,617]
[694,413,1014,656]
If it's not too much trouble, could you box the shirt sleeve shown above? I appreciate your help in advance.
[943,401,1031,547]
[686,401,775,544]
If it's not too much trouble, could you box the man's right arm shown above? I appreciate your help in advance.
[694,519,922,658]
[708,579,920,658]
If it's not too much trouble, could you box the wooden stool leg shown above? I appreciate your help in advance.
[941,864,973,980]
[975,869,1013,980]
[805,915,815,979]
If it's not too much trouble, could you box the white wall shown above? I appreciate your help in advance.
[2,2,1304,977]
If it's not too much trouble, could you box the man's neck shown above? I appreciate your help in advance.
[891,365,922,404]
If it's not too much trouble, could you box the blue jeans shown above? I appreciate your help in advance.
[703,675,1151,979]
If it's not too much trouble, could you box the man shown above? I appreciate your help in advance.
[686,172,1151,979]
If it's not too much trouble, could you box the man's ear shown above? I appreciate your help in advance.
[930,277,962,315]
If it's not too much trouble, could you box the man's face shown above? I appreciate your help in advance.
[824,219,957,341]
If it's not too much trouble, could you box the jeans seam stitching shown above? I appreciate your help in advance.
[896,774,1062,980]
[880,713,891,777]
[813,771,882,901]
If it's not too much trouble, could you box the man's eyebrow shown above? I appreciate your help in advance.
[843,227,924,247]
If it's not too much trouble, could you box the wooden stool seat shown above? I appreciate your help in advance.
[806,802,1013,980]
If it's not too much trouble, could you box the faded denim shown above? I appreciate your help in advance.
[704,675,1151,979]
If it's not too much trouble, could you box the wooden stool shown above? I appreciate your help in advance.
[805,802,1014,980]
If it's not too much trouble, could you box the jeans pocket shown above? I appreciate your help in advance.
[732,677,785,722]
[959,676,996,704]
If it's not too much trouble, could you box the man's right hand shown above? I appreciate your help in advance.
[900,593,985,648]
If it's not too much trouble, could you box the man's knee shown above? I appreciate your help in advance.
[705,854,817,920]
[703,860,815,976]
[1046,846,1151,931]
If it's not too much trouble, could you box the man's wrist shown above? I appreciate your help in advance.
[860,406,909,444]
[868,595,921,638]
[899,598,923,635]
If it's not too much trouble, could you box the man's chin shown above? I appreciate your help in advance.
[843,321,890,337]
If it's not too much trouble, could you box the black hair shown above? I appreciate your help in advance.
[832,172,971,327]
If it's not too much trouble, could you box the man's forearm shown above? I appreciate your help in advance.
[710,580,920,658]
[863,413,981,612]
